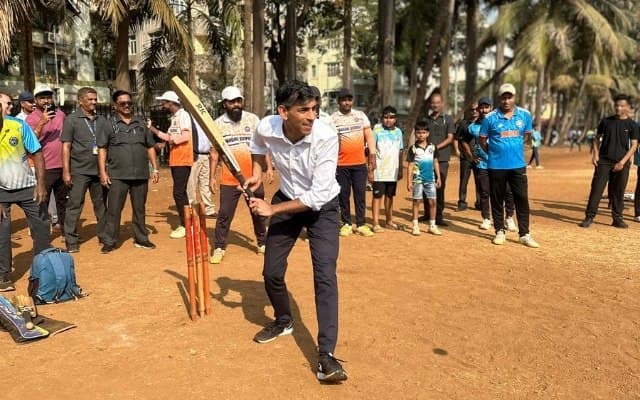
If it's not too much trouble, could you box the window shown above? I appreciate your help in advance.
[128,36,137,55]
[170,0,186,15]
[327,63,340,77]
[311,65,317,78]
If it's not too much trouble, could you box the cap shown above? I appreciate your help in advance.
[155,90,180,104]
[498,83,516,96]
[221,86,243,101]
[337,88,353,99]
[478,96,492,106]
[18,91,34,102]
[34,84,54,97]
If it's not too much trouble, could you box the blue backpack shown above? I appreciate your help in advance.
[28,248,83,304]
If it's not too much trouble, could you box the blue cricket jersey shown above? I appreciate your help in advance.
[468,121,488,170]
[479,106,532,169]
[408,143,438,183]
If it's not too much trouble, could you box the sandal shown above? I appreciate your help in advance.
[372,225,385,233]
[384,222,399,230]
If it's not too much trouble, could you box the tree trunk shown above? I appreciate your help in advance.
[186,2,196,92]
[408,45,418,106]
[559,55,592,141]
[463,0,478,109]
[439,0,457,113]
[377,0,395,109]
[534,66,544,130]
[20,22,35,91]
[545,91,562,145]
[243,0,254,111]
[252,0,265,116]
[405,0,454,145]
[284,1,297,81]
[342,0,352,89]
[495,36,505,97]
[115,15,131,92]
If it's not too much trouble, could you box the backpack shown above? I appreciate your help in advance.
[28,248,83,304]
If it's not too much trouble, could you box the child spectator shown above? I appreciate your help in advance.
[371,106,404,232]
[407,120,441,236]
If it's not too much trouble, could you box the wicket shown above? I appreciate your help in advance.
[184,203,212,320]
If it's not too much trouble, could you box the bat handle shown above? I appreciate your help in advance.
[22,310,34,330]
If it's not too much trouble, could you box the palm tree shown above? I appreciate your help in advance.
[342,0,352,89]
[378,0,395,108]
[0,1,30,64]
[252,0,265,116]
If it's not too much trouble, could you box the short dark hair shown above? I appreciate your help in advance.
[112,89,131,103]
[275,80,316,108]
[614,93,631,106]
[415,119,430,132]
[382,105,397,116]
[78,87,97,100]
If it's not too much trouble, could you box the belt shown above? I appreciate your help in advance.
[196,152,210,155]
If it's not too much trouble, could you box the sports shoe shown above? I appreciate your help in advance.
[535,165,544,169]
[0,280,15,292]
[210,248,225,264]
[170,225,186,239]
[256,244,266,254]
[506,217,517,232]
[372,225,384,233]
[428,225,442,235]
[253,321,293,344]
[339,223,352,237]
[578,217,593,228]
[634,216,640,222]
[134,240,156,250]
[66,245,80,253]
[612,220,628,229]
[519,233,540,248]
[456,202,468,211]
[317,353,348,382]
[101,244,115,254]
[479,219,492,230]
[492,230,506,245]
[412,225,421,236]
[355,225,374,237]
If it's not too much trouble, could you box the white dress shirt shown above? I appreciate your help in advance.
[251,115,340,211]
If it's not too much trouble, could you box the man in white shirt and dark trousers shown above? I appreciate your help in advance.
[245,80,347,383]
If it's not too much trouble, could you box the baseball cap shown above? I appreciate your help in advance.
[498,83,516,96]
[18,91,34,102]
[34,84,54,97]
[478,96,492,106]
[156,90,180,104]
[337,88,353,99]
[221,86,243,101]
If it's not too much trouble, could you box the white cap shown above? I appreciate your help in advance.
[34,84,54,97]
[221,86,243,101]
[155,90,180,104]
[498,83,516,96]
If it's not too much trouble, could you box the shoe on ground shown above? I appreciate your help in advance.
[612,220,628,229]
[205,207,217,217]
[519,233,540,248]
[169,225,186,239]
[456,203,468,211]
[479,219,492,230]
[526,165,532,169]
[536,165,544,169]
[101,244,116,254]
[634,216,640,222]
[492,230,506,245]
[257,244,266,254]
[506,217,517,232]
[339,223,353,237]
[66,245,80,253]
[412,225,421,236]
[210,248,225,264]
[134,240,156,250]
[372,225,385,233]
[253,321,293,344]
[317,353,348,383]
[435,220,449,227]
[384,222,399,230]
[578,217,593,228]
[355,225,374,237]
[428,225,442,235]
[0,280,16,292]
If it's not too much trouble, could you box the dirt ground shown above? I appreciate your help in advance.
[1,146,639,399]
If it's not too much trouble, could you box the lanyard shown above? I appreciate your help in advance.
[83,117,96,138]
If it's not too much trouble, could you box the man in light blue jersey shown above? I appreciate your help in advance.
[479,84,539,248]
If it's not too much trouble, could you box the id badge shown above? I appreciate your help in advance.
[92,144,98,155]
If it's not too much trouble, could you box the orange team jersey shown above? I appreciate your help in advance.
[214,111,260,186]
[330,109,371,166]
[168,108,193,167]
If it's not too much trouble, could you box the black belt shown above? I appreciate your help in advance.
[196,152,210,155]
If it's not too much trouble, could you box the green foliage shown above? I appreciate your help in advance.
[83,11,116,82]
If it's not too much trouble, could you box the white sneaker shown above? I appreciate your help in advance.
[170,225,186,239]
[479,219,492,230]
[535,165,544,169]
[506,217,517,232]
[634,216,640,222]
[210,248,225,264]
[411,225,421,236]
[428,225,442,235]
[492,230,506,245]
[519,234,540,248]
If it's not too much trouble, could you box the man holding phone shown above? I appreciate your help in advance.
[26,84,68,231]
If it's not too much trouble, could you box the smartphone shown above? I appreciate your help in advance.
[46,103,56,117]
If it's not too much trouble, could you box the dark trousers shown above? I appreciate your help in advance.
[44,168,69,226]
[475,168,515,220]
[214,184,267,249]
[63,174,107,247]
[489,168,530,235]
[336,164,367,226]
[171,166,191,227]
[263,191,339,354]
[103,179,149,246]
[0,193,51,281]
[423,160,449,221]
[635,166,640,217]
[458,158,476,206]
[528,147,540,166]
[585,161,629,222]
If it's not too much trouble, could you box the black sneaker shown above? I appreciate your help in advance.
[253,321,293,344]
[134,240,156,250]
[578,217,593,228]
[0,280,16,292]
[101,244,116,254]
[456,203,468,211]
[435,220,449,227]
[612,220,628,229]
[317,353,348,382]
[66,245,79,253]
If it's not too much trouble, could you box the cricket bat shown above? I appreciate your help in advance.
[170,76,253,198]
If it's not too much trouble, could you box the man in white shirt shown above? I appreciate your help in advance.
[15,91,35,120]
[245,80,347,383]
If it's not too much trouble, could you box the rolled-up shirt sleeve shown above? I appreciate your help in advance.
[299,133,339,211]
[250,128,268,155]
